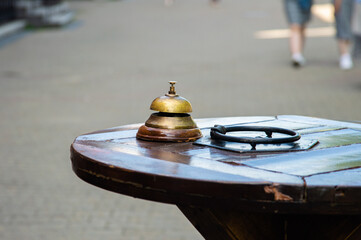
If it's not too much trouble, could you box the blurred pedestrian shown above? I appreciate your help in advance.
[284,0,313,67]
[334,0,355,69]
[352,0,361,60]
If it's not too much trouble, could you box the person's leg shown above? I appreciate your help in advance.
[284,0,311,67]
[290,24,302,53]
[337,39,353,70]
[334,0,354,69]
[338,39,351,56]
[290,24,306,66]
[353,35,361,60]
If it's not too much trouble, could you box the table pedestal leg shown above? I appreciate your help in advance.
[178,205,361,240]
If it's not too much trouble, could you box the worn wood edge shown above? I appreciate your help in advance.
[70,143,272,199]
[70,143,361,214]
[70,142,266,184]
[71,161,360,214]
[71,163,312,214]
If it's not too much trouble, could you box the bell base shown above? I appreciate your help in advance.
[136,125,202,142]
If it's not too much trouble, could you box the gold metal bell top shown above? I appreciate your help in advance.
[150,81,192,114]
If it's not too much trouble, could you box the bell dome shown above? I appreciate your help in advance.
[150,81,192,113]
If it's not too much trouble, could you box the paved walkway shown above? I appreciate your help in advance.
[0,1,360,239]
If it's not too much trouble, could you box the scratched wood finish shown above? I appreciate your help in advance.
[71,115,361,239]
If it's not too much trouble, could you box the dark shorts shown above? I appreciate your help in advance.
[334,0,354,40]
[284,0,311,25]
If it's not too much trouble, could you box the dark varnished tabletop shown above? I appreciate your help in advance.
[71,115,361,216]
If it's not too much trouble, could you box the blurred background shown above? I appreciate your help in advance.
[0,0,360,239]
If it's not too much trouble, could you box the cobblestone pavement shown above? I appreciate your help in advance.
[0,0,360,239]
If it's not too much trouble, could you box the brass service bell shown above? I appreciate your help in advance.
[136,81,202,142]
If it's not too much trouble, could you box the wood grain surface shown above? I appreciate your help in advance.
[71,115,361,215]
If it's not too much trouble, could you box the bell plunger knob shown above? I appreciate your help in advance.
[168,81,177,96]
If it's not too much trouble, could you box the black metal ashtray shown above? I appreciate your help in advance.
[194,124,318,153]
[210,125,301,150]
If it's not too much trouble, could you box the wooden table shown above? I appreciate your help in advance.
[71,115,361,240]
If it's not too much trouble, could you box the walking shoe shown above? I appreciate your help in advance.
[291,53,306,67]
[339,54,353,70]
